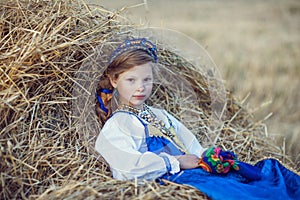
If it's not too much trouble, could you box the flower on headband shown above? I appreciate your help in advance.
[108,38,158,64]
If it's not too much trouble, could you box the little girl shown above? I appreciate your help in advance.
[95,37,300,199]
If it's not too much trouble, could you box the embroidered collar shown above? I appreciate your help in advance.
[113,104,175,139]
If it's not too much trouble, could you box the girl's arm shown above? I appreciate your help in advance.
[95,112,180,181]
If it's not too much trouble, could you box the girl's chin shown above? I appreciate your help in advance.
[129,101,145,109]
[119,98,146,109]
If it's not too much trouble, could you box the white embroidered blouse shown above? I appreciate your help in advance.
[95,106,205,180]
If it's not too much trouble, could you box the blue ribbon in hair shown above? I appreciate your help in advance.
[96,88,113,114]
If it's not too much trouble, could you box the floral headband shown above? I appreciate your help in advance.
[108,37,158,64]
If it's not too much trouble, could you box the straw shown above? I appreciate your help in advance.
[0,0,297,199]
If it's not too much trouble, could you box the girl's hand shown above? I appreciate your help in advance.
[175,154,199,169]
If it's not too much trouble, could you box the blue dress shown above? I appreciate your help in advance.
[96,107,300,199]
[146,129,300,200]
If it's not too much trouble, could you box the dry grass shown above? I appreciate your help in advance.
[0,0,298,199]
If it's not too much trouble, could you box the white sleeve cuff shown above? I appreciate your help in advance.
[159,152,180,174]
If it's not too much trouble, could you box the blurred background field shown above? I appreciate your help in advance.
[87,0,300,164]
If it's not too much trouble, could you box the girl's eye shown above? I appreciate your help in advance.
[144,78,152,82]
[127,78,135,83]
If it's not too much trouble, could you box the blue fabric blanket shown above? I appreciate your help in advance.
[147,135,300,200]
[162,158,300,200]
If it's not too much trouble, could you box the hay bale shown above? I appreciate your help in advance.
[0,0,297,199]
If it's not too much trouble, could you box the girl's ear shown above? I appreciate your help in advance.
[109,76,117,88]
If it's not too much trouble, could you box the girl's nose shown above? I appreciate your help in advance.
[136,82,145,92]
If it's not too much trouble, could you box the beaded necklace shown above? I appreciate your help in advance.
[113,104,175,139]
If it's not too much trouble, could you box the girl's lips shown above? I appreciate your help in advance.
[133,95,145,100]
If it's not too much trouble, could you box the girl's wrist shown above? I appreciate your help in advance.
[159,153,180,174]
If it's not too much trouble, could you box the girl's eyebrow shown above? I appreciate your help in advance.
[124,75,137,78]
[125,74,152,78]
[123,73,136,77]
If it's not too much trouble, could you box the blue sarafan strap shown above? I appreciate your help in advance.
[96,89,113,114]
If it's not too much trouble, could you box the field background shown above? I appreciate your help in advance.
[86,0,299,164]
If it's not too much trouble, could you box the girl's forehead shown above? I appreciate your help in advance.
[123,63,153,75]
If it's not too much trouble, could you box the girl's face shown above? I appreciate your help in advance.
[110,62,154,109]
